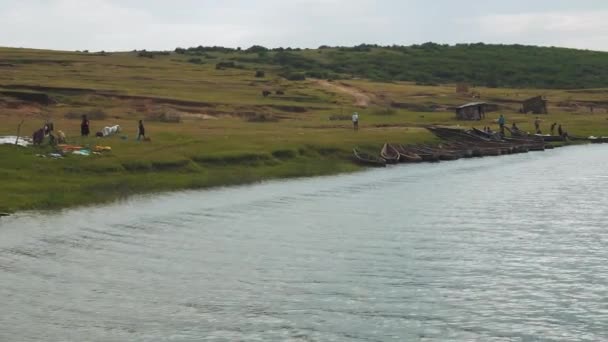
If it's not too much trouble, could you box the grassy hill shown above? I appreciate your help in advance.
[1,45,608,213]
[174,43,608,89]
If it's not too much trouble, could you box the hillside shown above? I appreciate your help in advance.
[1,45,608,213]
[173,43,608,89]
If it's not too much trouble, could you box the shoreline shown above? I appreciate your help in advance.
[0,139,597,217]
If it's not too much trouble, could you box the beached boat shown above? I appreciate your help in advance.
[401,145,440,162]
[392,144,423,162]
[380,143,400,164]
[353,148,387,167]
[418,145,462,161]
[588,136,608,144]
[535,134,565,142]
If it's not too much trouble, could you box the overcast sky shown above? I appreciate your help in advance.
[2,0,608,51]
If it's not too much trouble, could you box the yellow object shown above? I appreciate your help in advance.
[93,145,112,152]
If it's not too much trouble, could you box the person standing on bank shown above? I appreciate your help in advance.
[137,120,146,140]
[81,114,90,137]
[498,114,506,136]
[352,112,359,131]
[534,116,542,134]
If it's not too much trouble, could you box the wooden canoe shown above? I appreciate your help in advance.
[353,148,387,167]
[380,143,400,164]
[401,145,440,162]
[392,144,423,163]
[535,134,565,142]
[588,137,608,144]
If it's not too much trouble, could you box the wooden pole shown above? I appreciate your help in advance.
[15,119,24,145]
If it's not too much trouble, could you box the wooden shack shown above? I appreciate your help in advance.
[522,96,548,114]
[455,102,487,120]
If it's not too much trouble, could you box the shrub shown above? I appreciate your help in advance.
[255,70,265,78]
[215,61,239,70]
[138,50,155,58]
[138,50,170,58]
[187,58,203,64]
[246,45,268,53]
[272,149,297,160]
[283,72,306,81]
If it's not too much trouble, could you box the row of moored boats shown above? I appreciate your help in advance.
[352,126,607,167]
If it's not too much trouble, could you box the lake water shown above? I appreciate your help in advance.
[1,144,608,341]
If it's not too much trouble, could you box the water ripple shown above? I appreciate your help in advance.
[1,144,608,341]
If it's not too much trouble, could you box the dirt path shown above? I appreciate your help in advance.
[315,80,373,107]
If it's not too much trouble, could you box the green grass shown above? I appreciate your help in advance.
[2,46,608,213]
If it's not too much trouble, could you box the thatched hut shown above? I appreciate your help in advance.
[522,96,548,114]
[455,102,487,120]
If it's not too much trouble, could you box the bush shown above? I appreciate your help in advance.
[137,50,170,58]
[215,61,240,70]
[255,70,265,78]
[246,45,269,53]
[283,72,306,81]
[272,149,297,160]
[138,50,155,58]
[188,58,203,64]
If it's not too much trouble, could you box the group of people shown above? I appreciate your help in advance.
[32,121,66,145]
[494,114,568,138]
[80,114,147,140]
[348,111,569,139]
[533,117,567,136]
[33,115,149,146]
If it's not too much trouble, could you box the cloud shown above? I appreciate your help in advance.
[1,1,608,51]
[473,10,608,50]
[0,0,391,50]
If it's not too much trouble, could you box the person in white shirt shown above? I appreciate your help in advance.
[352,112,359,131]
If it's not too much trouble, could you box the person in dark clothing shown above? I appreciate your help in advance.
[558,124,563,137]
[81,115,90,137]
[43,122,54,136]
[550,122,557,135]
[32,128,44,145]
[137,120,146,140]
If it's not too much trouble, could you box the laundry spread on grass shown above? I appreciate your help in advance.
[0,136,32,147]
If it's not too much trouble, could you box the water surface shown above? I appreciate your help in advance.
[1,144,607,341]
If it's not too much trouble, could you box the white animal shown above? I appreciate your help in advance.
[102,125,121,137]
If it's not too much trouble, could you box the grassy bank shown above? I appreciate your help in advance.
[1,47,608,213]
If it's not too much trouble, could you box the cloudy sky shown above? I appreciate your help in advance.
[1,0,608,51]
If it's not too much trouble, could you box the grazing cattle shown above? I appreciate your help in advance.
[262,90,271,97]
